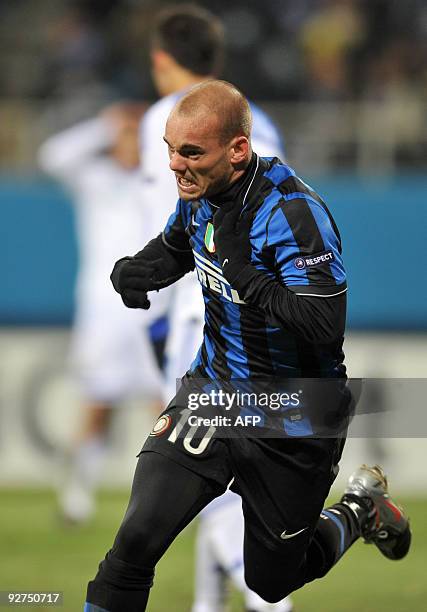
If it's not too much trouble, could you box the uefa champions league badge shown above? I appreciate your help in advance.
[150,414,172,436]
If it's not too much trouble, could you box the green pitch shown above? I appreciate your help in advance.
[1,489,426,611]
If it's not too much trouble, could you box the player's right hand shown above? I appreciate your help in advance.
[110,257,155,309]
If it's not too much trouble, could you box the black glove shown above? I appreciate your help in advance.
[213,201,253,285]
[110,257,158,309]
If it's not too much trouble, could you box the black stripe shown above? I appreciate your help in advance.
[265,198,284,246]
[239,164,277,374]
[264,198,287,278]
[279,198,336,285]
[199,342,210,376]
[242,159,277,270]
[238,306,274,377]
[294,337,322,377]
[278,176,343,253]
[163,204,192,251]
[200,340,209,378]
[205,296,233,380]
[243,157,276,218]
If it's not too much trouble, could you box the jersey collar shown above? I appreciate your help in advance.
[208,152,259,211]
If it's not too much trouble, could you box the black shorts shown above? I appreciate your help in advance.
[141,378,346,550]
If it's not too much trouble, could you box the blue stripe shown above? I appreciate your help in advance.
[251,190,283,251]
[163,199,191,236]
[305,200,346,285]
[270,204,310,286]
[84,603,109,612]
[181,198,192,226]
[190,345,202,371]
[283,414,313,436]
[200,295,217,379]
[190,294,210,372]
[163,208,179,235]
[263,162,295,186]
[221,301,250,377]
[321,510,345,555]
[251,191,310,286]
[148,316,168,341]
[281,192,346,286]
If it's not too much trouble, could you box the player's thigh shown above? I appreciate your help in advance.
[142,396,233,489]
[112,397,233,566]
[233,437,344,598]
[112,451,225,567]
[232,437,344,552]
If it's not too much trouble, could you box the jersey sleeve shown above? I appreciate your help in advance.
[161,197,192,253]
[266,194,346,297]
[111,198,194,294]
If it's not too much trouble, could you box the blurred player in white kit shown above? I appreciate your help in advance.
[140,6,292,611]
[38,103,163,523]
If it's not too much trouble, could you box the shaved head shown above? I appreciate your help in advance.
[172,80,252,145]
[164,80,252,200]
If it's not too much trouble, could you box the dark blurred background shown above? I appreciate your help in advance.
[1,0,426,489]
[1,0,426,171]
[1,4,426,610]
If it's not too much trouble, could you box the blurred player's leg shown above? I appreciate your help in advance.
[60,314,163,523]
[194,491,293,612]
[163,275,204,402]
[59,403,112,523]
[192,519,228,612]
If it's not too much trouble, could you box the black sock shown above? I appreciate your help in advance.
[307,502,361,579]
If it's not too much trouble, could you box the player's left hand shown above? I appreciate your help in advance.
[111,257,157,309]
[213,202,253,283]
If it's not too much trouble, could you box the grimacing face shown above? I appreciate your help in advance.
[164,112,236,201]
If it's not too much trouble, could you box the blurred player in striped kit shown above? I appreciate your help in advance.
[38,103,164,524]
[139,6,291,611]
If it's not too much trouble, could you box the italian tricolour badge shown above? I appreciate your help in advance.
[204,222,216,253]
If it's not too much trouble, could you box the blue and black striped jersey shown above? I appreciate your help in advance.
[162,155,346,380]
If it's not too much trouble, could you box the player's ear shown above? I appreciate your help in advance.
[229,136,250,165]
[151,49,173,71]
